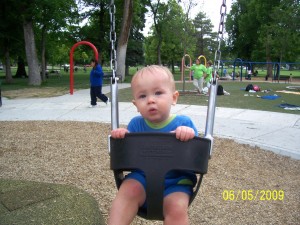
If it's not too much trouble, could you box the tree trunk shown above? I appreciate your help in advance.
[4,45,13,83]
[41,25,47,81]
[23,19,41,85]
[98,2,105,63]
[156,33,162,65]
[15,56,27,78]
[265,34,272,80]
[148,1,166,65]
[116,0,133,81]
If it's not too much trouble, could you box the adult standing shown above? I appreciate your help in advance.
[188,59,207,94]
[89,59,109,107]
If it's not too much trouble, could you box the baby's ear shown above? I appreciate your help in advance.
[172,91,179,105]
[132,99,139,112]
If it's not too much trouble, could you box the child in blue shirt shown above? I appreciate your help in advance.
[89,59,108,107]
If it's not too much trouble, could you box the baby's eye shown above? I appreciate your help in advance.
[155,91,163,96]
[138,94,146,99]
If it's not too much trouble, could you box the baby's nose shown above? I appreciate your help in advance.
[147,95,155,103]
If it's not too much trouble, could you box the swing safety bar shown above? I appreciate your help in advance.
[110,133,210,220]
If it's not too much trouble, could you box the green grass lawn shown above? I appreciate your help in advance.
[1,66,300,114]
[115,81,300,114]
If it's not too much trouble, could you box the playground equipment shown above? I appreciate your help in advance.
[233,58,253,81]
[180,54,192,93]
[232,58,243,80]
[109,0,227,221]
[273,62,280,81]
[69,41,99,95]
[180,54,207,94]
[198,55,207,66]
[231,59,297,82]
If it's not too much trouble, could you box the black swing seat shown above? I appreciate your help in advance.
[110,132,211,220]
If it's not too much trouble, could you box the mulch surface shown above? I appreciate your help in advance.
[0,121,299,224]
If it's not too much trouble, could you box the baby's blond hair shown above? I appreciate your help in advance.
[131,65,176,91]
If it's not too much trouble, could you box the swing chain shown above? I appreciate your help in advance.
[110,0,117,76]
[109,0,119,130]
[213,0,227,82]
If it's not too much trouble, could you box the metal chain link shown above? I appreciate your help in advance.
[109,0,117,77]
[204,0,227,153]
[213,0,227,82]
[110,0,119,130]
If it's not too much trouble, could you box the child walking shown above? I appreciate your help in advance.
[89,59,109,107]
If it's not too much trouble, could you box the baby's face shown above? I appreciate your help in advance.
[131,72,178,124]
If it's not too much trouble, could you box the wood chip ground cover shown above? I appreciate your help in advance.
[0,121,299,224]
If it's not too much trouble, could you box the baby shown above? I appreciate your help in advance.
[108,65,198,225]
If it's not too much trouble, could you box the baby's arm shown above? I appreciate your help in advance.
[111,128,129,139]
[174,126,195,142]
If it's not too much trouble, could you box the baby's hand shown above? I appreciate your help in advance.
[174,126,195,142]
[111,128,129,139]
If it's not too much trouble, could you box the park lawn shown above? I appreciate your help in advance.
[1,67,300,114]
[116,81,300,114]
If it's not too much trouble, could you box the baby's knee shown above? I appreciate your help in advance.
[164,193,189,219]
[121,179,145,200]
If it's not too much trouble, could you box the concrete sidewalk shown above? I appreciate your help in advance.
[1,83,299,159]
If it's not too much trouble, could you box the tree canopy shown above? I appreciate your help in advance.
[0,0,299,85]
[226,0,300,63]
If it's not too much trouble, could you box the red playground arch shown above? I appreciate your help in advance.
[69,41,99,95]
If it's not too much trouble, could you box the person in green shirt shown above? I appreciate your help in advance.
[205,61,213,87]
[189,58,207,94]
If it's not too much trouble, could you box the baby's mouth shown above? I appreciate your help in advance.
[149,107,157,113]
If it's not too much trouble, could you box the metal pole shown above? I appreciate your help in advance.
[204,0,227,156]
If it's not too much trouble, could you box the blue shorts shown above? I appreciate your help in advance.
[125,170,196,208]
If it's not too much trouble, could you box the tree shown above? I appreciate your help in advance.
[225,0,300,78]
[0,0,24,83]
[144,1,226,70]
[23,18,41,86]
[15,57,27,78]
[78,0,112,63]
[34,0,79,81]
[79,0,146,80]
[193,11,216,60]
[126,1,147,68]
[263,0,300,63]
[159,0,191,71]
[144,0,191,66]
[146,0,169,64]
[116,0,133,81]
[178,0,198,56]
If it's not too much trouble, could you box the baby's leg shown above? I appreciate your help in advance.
[163,192,190,225]
[108,179,146,225]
